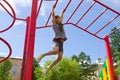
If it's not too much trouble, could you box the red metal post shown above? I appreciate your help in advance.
[23,0,38,80]
[104,36,115,80]
[20,17,30,80]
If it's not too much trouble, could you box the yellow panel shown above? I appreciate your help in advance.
[102,68,107,80]
[106,59,111,80]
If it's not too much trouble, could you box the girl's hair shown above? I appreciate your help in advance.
[55,15,60,24]
[55,15,59,19]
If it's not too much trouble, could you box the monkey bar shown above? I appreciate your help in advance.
[37,0,120,40]
[0,0,120,80]
[0,37,12,63]
[0,0,16,33]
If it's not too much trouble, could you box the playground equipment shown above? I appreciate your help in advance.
[99,58,112,80]
[0,37,12,63]
[0,0,120,80]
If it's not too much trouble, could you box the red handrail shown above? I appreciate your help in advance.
[68,22,103,40]
[36,22,67,29]
[36,22,103,40]
[0,37,12,63]
[0,0,16,33]
[16,18,26,21]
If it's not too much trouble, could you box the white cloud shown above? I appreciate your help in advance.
[0,52,7,56]
[39,4,46,16]
[11,56,22,59]
[0,52,22,59]
[0,0,47,16]
[0,0,31,14]
[14,0,31,7]
[0,0,66,17]
[14,21,25,26]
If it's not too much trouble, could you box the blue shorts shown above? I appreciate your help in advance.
[53,40,64,52]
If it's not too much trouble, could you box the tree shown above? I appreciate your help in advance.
[110,27,120,62]
[115,61,120,75]
[0,59,12,80]
[34,58,80,80]
[72,52,98,80]
[110,26,120,76]
[32,58,41,80]
[33,53,98,80]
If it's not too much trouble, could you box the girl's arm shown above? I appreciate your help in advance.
[52,5,56,26]
[60,9,65,22]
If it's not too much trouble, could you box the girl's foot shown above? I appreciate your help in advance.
[36,54,44,63]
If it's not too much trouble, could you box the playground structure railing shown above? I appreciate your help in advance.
[98,57,115,80]
[0,0,120,80]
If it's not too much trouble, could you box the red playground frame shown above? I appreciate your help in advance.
[0,0,120,80]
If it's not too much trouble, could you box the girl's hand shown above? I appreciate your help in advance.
[62,9,65,13]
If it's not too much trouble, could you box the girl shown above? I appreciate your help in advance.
[37,5,67,75]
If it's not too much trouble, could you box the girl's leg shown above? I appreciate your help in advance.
[46,52,63,75]
[37,46,59,62]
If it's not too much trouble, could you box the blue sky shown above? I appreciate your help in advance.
[0,0,120,65]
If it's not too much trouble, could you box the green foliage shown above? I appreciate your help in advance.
[0,59,12,80]
[32,58,41,80]
[110,26,120,76]
[34,58,80,80]
[34,67,44,80]
[72,52,98,80]
[115,61,120,75]
[33,52,98,80]
[110,27,120,62]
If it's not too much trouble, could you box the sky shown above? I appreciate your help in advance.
[0,0,120,65]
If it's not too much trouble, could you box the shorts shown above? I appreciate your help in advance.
[53,40,64,52]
